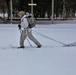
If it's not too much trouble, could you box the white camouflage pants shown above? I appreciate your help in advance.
[20,28,41,47]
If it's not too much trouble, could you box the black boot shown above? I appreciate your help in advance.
[18,46,25,48]
[37,45,42,48]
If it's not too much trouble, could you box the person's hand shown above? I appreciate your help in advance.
[18,24,21,29]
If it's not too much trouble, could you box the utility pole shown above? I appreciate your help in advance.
[63,0,66,19]
[28,0,37,16]
[10,0,13,23]
[52,0,54,24]
[31,0,33,15]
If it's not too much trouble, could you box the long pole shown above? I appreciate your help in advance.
[31,0,33,15]
[10,0,13,23]
[52,0,54,24]
[33,30,66,45]
[63,0,66,19]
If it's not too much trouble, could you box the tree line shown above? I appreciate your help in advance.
[0,0,76,19]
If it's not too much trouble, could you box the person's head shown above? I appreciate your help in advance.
[18,11,25,18]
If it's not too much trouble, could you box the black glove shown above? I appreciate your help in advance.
[18,24,21,29]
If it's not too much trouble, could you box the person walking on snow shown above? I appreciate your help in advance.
[18,11,42,48]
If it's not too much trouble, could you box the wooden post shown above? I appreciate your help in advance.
[10,0,13,23]
[52,0,54,24]
[28,0,37,16]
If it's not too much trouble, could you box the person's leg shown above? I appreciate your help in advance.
[27,29,41,47]
[20,30,27,47]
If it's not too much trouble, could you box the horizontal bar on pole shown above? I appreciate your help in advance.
[28,3,37,6]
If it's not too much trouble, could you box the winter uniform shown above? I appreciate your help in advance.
[19,13,41,48]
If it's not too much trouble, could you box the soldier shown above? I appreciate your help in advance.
[18,11,41,48]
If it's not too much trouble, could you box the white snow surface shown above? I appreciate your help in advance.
[0,23,76,75]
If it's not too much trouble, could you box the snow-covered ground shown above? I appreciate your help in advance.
[0,23,76,75]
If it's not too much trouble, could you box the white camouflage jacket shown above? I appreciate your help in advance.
[21,15,28,30]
